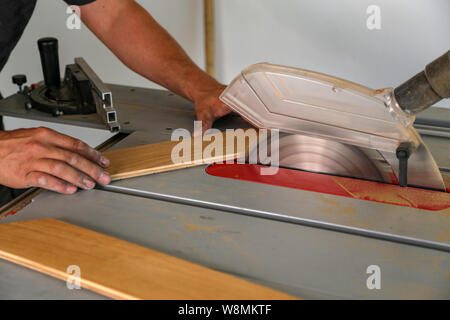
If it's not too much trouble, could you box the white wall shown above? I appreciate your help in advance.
[0,0,448,145]
[215,0,450,108]
[0,0,205,145]
[0,0,204,95]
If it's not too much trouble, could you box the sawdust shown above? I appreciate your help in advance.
[443,173,450,190]
[181,217,254,261]
[317,195,357,215]
[199,216,215,221]
[222,234,255,261]
[435,229,450,242]
[332,177,358,198]
[179,216,223,234]
[333,176,450,211]
[184,224,218,233]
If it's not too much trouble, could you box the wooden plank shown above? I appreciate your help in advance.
[0,219,295,300]
[204,0,215,76]
[103,131,257,181]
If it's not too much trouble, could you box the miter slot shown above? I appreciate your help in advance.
[96,184,450,253]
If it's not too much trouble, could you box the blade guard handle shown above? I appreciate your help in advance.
[394,50,450,115]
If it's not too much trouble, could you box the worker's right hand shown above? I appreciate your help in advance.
[0,127,111,194]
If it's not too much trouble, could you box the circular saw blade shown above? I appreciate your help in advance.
[248,133,394,183]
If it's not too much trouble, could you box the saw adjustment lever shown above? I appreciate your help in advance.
[396,142,412,187]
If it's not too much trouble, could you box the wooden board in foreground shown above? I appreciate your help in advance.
[0,219,295,300]
[103,130,258,181]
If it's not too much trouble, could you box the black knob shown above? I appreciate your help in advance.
[37,37,61,89]
[12,74,27,90]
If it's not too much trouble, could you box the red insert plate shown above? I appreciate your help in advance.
[206,163,450,211]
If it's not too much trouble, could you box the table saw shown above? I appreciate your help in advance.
[0,38,449,299]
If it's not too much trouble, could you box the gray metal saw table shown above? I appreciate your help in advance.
[0,85,449,299]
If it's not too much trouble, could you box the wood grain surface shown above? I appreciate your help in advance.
[102,130,258,181]
[0,219,295,300]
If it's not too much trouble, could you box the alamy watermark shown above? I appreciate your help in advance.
[66,5,81,30]
[66,265,81,290]
[170,121,279,175]
[366,265,381,290]
[366,5,381,30]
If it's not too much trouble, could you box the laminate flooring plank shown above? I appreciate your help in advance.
[103,131,258,181]
[0,219,296,300]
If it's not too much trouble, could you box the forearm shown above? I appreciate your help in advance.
[80,0,219,102]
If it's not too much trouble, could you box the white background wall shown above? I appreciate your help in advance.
[0,0,448,145]
[215,0,450,96]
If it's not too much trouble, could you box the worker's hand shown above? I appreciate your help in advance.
[0,127,111,194]
[193,83,231,134]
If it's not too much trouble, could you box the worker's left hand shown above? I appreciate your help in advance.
[193,84,231,134]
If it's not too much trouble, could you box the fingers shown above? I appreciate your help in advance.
[214,104,232,118]
[33,127,110,167]
[26,172,78,195]
[31,159,98,190]
[196,111,214,135]
[202,119,213,135]
[195,98,232,134]
[30,127,111,185]
[43,147,111,185]
[0,127,112,193]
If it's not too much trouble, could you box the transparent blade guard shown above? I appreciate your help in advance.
[220,63,445,191]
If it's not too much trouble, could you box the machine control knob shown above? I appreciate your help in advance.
[12,74,27,92]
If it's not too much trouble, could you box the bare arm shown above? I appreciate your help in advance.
[79,0,230,131]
